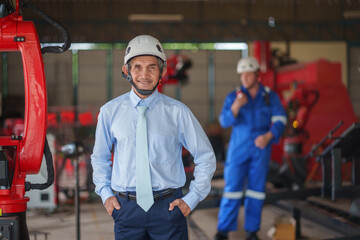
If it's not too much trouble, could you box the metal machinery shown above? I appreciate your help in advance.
[0,1,70,239]
[250,41,360,237]
[195,41,360,237]
[253,41,358,187]
[158,53,193,93]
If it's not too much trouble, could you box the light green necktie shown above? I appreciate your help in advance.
[136,105,154,212]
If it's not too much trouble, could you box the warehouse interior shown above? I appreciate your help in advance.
[1,0,360,239]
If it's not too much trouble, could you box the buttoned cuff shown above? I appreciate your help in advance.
[100,187,115,205]
[182,191,201,211]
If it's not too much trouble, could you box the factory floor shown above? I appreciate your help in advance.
[26,186,351,240]
[27,199,345,240]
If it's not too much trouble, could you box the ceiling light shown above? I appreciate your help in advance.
[129,14,184,22]
[343,10,360,19]
[214,43,248,50]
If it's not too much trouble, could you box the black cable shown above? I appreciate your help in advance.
[25,137,55,191]
[0,0,15,18]
[21,2,71,54]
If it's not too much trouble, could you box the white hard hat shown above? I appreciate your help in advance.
[236,57,260,74]
[124,35,166,65]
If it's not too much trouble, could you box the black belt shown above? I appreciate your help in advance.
[117,189,177,201]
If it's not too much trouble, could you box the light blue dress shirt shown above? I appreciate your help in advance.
[91,89,216,210]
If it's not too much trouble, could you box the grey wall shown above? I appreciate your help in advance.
[79,50,108,107]
[71,48,243,128]
[2,45,359,130]
[43,51,73,106]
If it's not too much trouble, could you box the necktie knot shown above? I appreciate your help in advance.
[137,105,147,116]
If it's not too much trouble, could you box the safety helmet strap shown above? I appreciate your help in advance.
[121,71,161,96]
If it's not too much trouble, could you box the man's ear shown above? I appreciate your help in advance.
[256,73,261,82]
[122,65,128,75]
[161,67,167,79]
[256,71,261,81]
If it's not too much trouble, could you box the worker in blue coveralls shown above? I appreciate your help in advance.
[214,57,287,240]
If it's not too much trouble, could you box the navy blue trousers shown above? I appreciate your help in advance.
[112,188,188,240]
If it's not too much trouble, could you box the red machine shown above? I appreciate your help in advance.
[158,53,192,92]
[253,41,358,185]
[0,1,70,239]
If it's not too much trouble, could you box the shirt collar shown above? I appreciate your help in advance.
[130,88,159,110]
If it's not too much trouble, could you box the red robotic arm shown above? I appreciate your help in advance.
[0,1,70,239]
[0,0,46,214]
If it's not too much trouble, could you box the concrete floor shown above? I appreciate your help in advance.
[25,173,353,240]
[26,198,345,240]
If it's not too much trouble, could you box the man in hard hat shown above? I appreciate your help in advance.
[91,35,216,240]
[215,57,286,240]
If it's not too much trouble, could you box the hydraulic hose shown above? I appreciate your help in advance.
[21,2,71,54]
[25,137,55,191]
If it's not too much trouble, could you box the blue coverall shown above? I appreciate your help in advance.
[217,84,286,233]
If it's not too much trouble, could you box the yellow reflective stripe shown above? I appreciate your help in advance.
[0,208,2,216]
[223,191,243,199]
[245,189,266,200]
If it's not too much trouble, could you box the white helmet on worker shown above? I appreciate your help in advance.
[124,35,166,65]
[237,57,260,74]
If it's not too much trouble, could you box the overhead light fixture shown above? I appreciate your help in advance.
[214,43,248,50]
[41,43,96,50]
[129,14,184,22]
[343,10,360,19]
[268,16,275,27]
